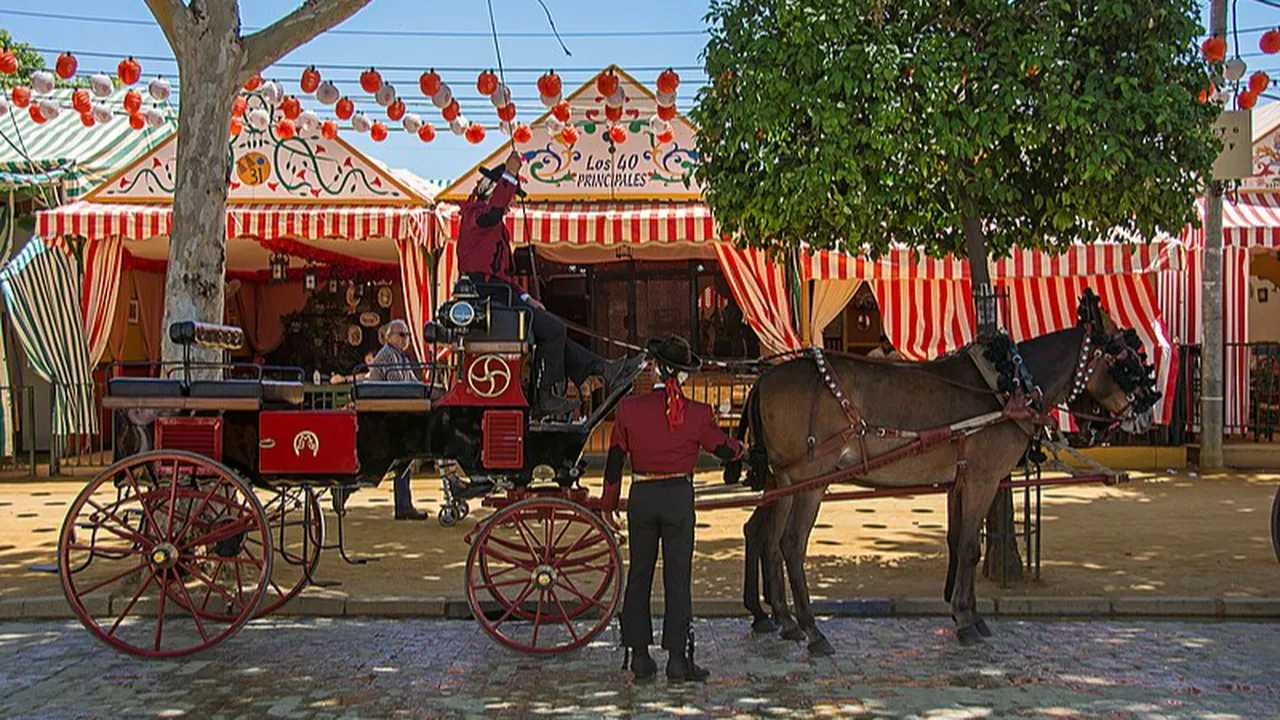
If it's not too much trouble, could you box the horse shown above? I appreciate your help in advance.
[724,289,1161,652]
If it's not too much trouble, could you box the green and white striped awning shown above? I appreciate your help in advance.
[0,88,175,200]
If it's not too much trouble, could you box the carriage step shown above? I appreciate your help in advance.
[28,563,58,574]
[310,579,342,588]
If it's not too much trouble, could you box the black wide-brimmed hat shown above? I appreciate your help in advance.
[647,335,702,373]
[477,165,528,197]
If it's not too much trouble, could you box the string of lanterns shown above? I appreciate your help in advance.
[1200,31,1275,110]
[0,49,172,130]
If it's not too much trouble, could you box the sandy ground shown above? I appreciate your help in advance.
[2,468,1278,603]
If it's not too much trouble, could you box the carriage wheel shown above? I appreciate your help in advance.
[1272,485,1280,564]
[466,497,622,654]
[58,451,272,658]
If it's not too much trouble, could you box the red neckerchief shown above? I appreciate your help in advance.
[663,376,686,430]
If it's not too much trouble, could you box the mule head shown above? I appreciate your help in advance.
[1070,289,1161,437]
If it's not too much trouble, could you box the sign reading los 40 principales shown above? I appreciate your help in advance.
[439,67,702,202]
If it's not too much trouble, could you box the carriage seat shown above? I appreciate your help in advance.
[106,377,184,397]
[353,381,430,400]
[185,379,306,406]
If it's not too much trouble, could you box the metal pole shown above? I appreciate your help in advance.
[1201,0,1228,469]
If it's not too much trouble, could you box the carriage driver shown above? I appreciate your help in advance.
[600,335,744,682]
[457,151,642,416]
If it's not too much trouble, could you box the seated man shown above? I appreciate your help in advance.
[366,319,417,382]
[457,150,641,416]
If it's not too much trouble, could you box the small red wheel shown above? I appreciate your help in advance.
[58,451,272,658]
[466,497,622,654]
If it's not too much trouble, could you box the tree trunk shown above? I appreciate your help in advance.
[1200,0,1228,470]
[963,215,998,337]
[982,482,1024,582]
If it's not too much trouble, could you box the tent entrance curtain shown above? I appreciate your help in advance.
[808,279,861,347]
[713,245,802,355]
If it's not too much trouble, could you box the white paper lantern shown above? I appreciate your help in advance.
[499,120,514,136]
[402,113,423,133]
[37,98,60,120]
[489,84,511,108]
[316,81,340,105]
[148,77,171,102]
[539,93,561,108]
[431,84,453,109]
[31,71,55,95]
[648,115,667,134]
[298,110,321,134]
[351,112,371,133]
[91,103,113,125]
[1225,57,1248,81]
[655,90,677,107]
[545,117,565,135]
[90,74,113,98]
[144,107,165,128]
[261,81,283,105]
[1214,88,1233,105]
[247,108,271,130]
[0,97,9,117]
[605,87,626,108]
[450,116,467,135]
[375,83,397,108]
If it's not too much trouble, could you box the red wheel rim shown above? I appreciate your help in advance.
[466,498,621,654]
[58,451,272,658]
[1271,486,1279,564]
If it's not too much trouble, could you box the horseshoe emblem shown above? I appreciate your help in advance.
[293,430,320,457]
[467,354,512,398]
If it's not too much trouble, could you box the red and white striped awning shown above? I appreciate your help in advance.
[804,242,1175,282]
[1185,192,1280,248]
[37,201,433,244]
[439,201,717,247]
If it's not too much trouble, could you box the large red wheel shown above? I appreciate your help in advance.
[58,451,272,658]
[466,497,622,654]
[1271,485,1279,564]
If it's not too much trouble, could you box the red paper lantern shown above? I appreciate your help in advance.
[537,71,562,98]
[657,129,675,145]
[244,73,262,91]
[123,89,143,115]
[464,122,486,144]
[370,121,388,142]
[477,70,499,96]
[497,103,517,122]
[72,89,92,114]
[117,56,142,86]
[596,71,619,97]
[230,117,244,136]
[656,68,680,95]
[79,112,94,128]
[608,125,628,144]
[1250,71,1271,95]
[29,104,46,124]
[360,68,383,94]
[1239,90,1259,110]
[1201,36,1227,64]
[1262,29,1280,55]
[276,118,296,139]
[56,52,78,80]
[605,105,623,122]
[11,86,30,108]
[657,104,677,121]
[321,120,339,140]
[232,96,247,118]
[281,95,302,120]
[513,123,533,144]
[560,125,579,146]
[552,100,572,123]
[387,98,406,122]
[300,65,321,94]
[1198,81,1215,104]
[419,69,442,97]
[417,123,436,143]
[336,97,355,120]
[0,49,17,76]
[442,99,461,122]
[128,112,144,130]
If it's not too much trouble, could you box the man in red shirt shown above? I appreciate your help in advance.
[457,151,639,416]
[601,335,744,682]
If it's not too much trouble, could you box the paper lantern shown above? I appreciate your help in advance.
[300,65,321,94]
[232,96,247,118]
[261,81,283,106]
[244,73,262,91]
[352,113,371,133]
[656,90,677,107]
[38,99,60,120]
[1263,29,1280,55]
[336,97,355,120]
[281,95,302,120]
[596,71,619,97]
[316,81,340,105]
[656,68,680,95]
[559,125,580,146]
[11,86,30,109]
[432,84,454,109]
[490,84,512,108]
[605,105,623,122]
[29,104,46,124]
[1238,90,1259,110]
[0,49,16,76]
[56,52,78,80]
[276,117,296,139]
[89,74,113,98]
[124,90,143,115]
[513,123,533,144]
[72,89,92,115]
[128,112,144,130]
[477,70,499,96]
[145,77,170,102]
[375,83,397,108]
[1250,71,1271,95]
[657,104,677,121]
[1225,57,1247,82]
[605,86,625,108]
[402,113,422,133]
[230,116,244,136]
[31,71,55,95]
[499,120,514,136]
[80,112,95,128]
[418,123,436,142]
[608,125,627,144]
[539,93,561,108]
[464,122,486,144]
[298,110,321,134]
[648,114,667,134]
[537,71,562,98]
[117,56,142,86]
[497,103,517,122]
[370,121,388,142]
[0,97,7,117]
[143,108,164,128]
[552,100,572,123]
[546,117,565,135]
[1201,36,1227,64]
[656,129,675,145]
[420,69,442,97]
[91,104,112,125]
[321,120,339,140]
[387,98,406,121]
[450,117,467,135]
[442,99,461,122]
[247,108,271,130]
[361,68,383,94]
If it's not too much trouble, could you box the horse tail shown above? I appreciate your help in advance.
[722,384,756,485]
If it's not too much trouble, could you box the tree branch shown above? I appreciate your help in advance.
[143,0,187,52]
[241,0,372,82]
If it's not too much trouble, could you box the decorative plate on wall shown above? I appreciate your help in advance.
[377,285,393,309]
[346,325,363,346]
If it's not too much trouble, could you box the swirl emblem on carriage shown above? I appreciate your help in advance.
[467,354,512,398]
[292,430,320,457]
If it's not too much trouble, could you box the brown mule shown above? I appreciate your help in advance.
[726,291,1159,652]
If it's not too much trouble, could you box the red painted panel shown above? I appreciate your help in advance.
[482,410,524,469]
[259,410,359,475]
[438,352,529,407]
[155,417,222,462]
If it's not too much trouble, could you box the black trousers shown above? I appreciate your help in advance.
[621,476,695,652]
[472,279,601,388]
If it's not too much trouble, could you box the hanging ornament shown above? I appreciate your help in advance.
[117,56,142,86]
[91,104,112,125]
[656,129,675,145]
[450,116,468,135]
[72,89,92,115]
[1225,57,1247,82]
[144,108,162,128]
[442,98,461,122]
[316,81,340,105]
[477,70,499,96]
[247,107,271,130]
[352,112,372,133]
[128,112,144,130]
[605,104,623,122]
[490,84,512,108]
[1263,29,1280,55]
[402,113,422,133]
[608,125,627,144]
[552,100,572,123]
[31,71,55,95]
[605,86,626,108]
[0,48,16,76]
[244,73,263,91]
[387,98,406,122]
[37,98,60,121]
[1238,90,1259,110]
[1250,71,1271,95]
[80,111,95,128]
[336,97,355,120]
[321,120,339,140]
[538,71,562,98]
[648,114,668,134]
[464,122,486,144]
[497,103,517,122]
[596,71,619,97]
[276,117,297,139]
[300,65,322,94]
[89,74,113,98]
[375,83,397,108]
[230,116,244,136]
[657,104,677,121]
[0,97,9,117]
[29,104,47,125]
[655,90,677,107]
[281,95,302,120]
[417,123,436,142]
[559,125,580,146]
[148,77,171,102]
[11,86,31,109]
[370,121,388,142]
[545,116,565,135]
[123,89,143,115]
[499,120,514,136]
[1213,87,1232,105]
[513,123,533,144]
[232,96,247,118]
[420,69,442,96]
[656,68,680,95]
[1201,36,1227,64]
[261,81,283,106]
[539,92,561,108]
[298,110,321,134]
[360,68,383,93]
[431,83,454,109]
[56,52,78,80]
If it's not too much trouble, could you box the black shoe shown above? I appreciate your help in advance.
[537,390,579,417]
[666,655,710,683]
[600,354,646,394]
[630,648,657,681]
[394,508,429,521]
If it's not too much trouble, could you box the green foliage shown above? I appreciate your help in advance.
[0,29,45,90]
[692,0,1220,258]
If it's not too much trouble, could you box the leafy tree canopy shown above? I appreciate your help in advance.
[0,29,45,90]
[692,0,1219,259]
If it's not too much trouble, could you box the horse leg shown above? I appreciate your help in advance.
[780,492,832,656]
[742,506,777,633]
[764,494,801,641]
[949,476,1001,645]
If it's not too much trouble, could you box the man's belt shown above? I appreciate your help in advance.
[631,473,692,484]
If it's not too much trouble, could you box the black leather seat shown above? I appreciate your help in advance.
[262,381,305,406]
[187,379,262,399]
[353,382,429,400]
[106,378,184,397]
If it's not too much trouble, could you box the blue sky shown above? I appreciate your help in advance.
[3,2,1279,183]
[0,0,711,183]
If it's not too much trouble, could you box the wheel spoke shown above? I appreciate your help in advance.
[510,515,542,560]
[199,557,225,611]
[559,563,615,577]
[475,575,529,592]
[480,542,537,571]
[179,516,256,552]
[492,581,535,629]
[188,554,262,566]
[178,560,247,614]
[543,511,554,564]
[173,477,228,546]
[153,568,170,652]
[548,588,581,643]
[165,460,181,541]
[557,546,613,569]
[122,466,163,538]
[554,578,606,611]
[74,561,148,599]
[531,589,546,646]
[83,499,150,548]
[170,574,211,643]
[108,567,157,637]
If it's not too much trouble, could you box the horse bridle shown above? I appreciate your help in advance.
[1060,323,1146,432]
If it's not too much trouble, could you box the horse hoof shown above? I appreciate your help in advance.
[975,618,993,638]
[780,625,806,642]
[751,617,778,634]
[807,637,835,657]
[957,626,985,646]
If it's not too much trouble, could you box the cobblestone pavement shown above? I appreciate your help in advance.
[2,618,1278,719]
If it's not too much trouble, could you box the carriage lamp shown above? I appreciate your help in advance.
[327,275,340,294]
[269,252,289,283]
[303,264,318,291]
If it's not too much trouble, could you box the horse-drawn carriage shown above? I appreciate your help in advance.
[59,278,632,657]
